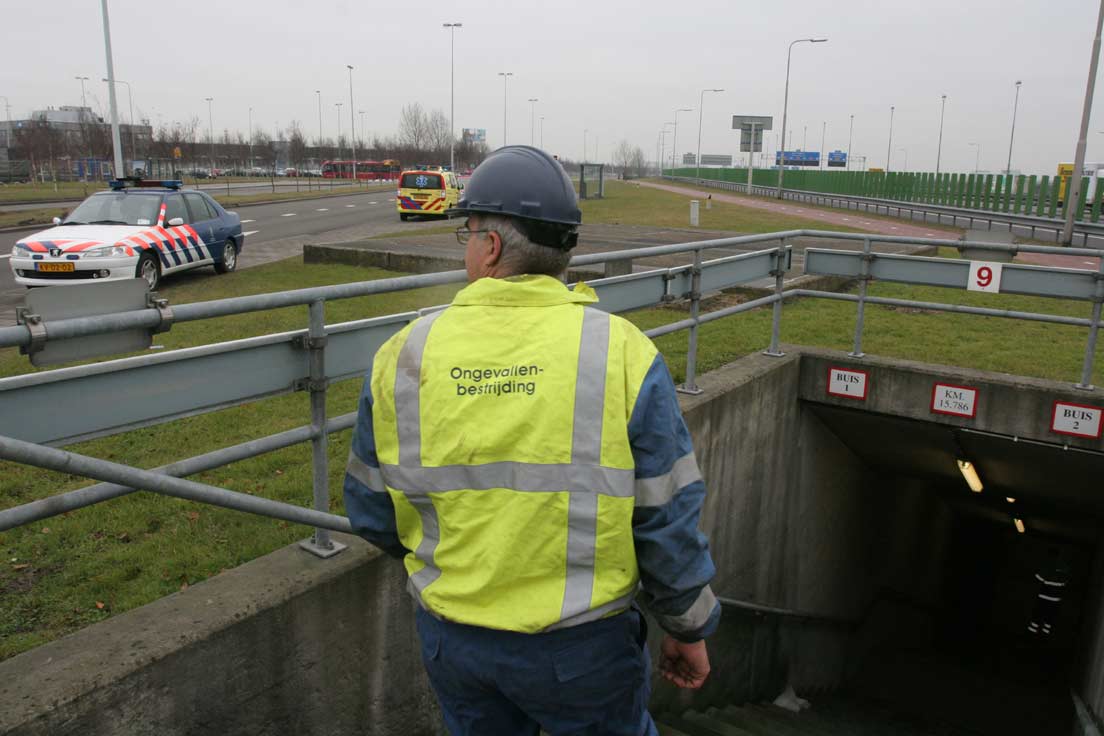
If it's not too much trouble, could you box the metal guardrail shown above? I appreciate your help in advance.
[0,230,1100,556]
[663,175,1104,249]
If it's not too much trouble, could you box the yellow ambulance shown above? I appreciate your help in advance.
[396,168,463,221]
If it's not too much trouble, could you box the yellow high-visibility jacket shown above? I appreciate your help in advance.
[344,275,719,639]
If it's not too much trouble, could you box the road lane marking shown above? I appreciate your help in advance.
[368,201,379,204]
[345,204,357,208]
[281,213,297,217]
[243,230,259,237]
[316,208,329,211]
[241,219,255,224]
[0,254,10,260]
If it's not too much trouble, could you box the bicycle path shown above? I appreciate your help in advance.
[640,181,1100,271]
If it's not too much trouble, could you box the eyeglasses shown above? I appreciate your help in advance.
[454,226,494,245]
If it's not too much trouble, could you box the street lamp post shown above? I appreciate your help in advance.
[204,97,214,174]
[97,0,123,179]
[335,102,343,174]
[528,98,539,146]
[936,94,947,176]
[315,90,323,150]
[583,128,588,163]
[885,105,895,173]
[1006,80,1023,174]
[347,65,356,182]
[1062,0,1104,246]
[671,107,692,170]
[75,76,89,111]
[898,147,908,172]
[775,37,827,197]
[498,72,513,146]
[539,116,545,149]
[248,107,253,171]
[695,88,724,180]
[969,142,980,173]
[103,77,134,165]
[819,121,826,170]
[847,114,854,171]
[443,23,462,171]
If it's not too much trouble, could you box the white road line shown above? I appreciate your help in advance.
[281,213,297,217]
[345,204,357,208]
[316,208,329,211]
[368,201,378,205]
[242,230,259,237]
[0,254,10,260]
[240,219,255,224]
[1085,260,1098,265]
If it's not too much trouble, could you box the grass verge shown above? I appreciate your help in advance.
[0,208,67,230]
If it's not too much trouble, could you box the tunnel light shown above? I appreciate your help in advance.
[956,459,984,492]
[1014,518,1025,534]
[1006,497,1016,503]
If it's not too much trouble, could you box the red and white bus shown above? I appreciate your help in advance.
[320,160,402,181]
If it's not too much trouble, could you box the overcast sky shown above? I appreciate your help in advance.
[5,0,1104,175]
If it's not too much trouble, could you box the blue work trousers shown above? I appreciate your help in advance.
[415,606,658,736]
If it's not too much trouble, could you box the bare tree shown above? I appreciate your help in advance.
[612,140,635,175]
[629,146,647,178]
[287,122,308,170]
[398,103,429,152]
[427,109,451,158]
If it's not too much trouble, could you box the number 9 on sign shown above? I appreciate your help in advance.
[967,261,1003,293]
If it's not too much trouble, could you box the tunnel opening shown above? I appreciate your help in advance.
[805,401,1104,736]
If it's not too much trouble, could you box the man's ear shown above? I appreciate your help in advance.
[485,229,504,266]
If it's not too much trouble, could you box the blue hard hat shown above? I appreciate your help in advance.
[449,146,582,249]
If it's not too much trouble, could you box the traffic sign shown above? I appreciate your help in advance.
[775,150,820,167]
[827,150,847,167]
[732,115,773,130]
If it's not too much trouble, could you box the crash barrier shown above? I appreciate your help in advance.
[666,166,1104,223]
[663,174,1104,248]
[0,230,1101,552]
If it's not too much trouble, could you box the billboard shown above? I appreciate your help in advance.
[700,154,733,166]
[462,128,486,143]
[828,150,847,167]
[682,153,697,165]
[775,150,820,167]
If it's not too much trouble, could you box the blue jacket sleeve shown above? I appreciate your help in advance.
[629,355,721,642]
[342,374,407,559]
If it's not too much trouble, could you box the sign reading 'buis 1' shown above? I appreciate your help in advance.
[827,367,869,400]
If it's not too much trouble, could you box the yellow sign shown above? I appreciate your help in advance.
[1057,163,1075,202]
[173,146,183,159]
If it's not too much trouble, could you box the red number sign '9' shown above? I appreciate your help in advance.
[975,266,993,288]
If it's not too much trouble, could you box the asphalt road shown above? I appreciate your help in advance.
[0,189,449,326]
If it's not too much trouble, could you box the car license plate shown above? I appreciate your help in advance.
[37,263,74,273]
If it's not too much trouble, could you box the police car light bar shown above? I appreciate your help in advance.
[109,178,183,190]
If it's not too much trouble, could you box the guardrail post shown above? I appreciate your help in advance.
[849,237,873,358]
[763,238,787,357]
[1077,263,1104,390]
[299,299,346,558]
[677,248,705,395]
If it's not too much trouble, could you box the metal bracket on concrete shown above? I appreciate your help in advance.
[15,309,46,356]
[298,536,348,559]
[660,272,677,302]
[147,293,174,335]
[294,334,328,350]
[293,377,330,393]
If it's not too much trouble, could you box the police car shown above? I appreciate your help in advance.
[9,179,244,291]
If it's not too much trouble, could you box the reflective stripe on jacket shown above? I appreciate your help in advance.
[344,274,719,639]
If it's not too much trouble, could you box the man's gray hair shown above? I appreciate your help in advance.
[480,215,572,278]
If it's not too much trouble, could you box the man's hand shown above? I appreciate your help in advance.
[659,635,710,689]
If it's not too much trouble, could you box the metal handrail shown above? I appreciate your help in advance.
[1073,691,1104,736]
[716,596,860,628]
[0,230,1100,553]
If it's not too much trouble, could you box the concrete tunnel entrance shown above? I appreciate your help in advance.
[803,401,1104,736]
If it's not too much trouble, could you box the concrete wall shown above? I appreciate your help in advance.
[0,345,1086,733]
[1078,540,1104,726]
[0,534,445,736]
